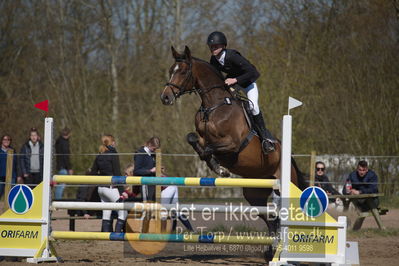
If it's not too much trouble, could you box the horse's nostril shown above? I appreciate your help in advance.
[161,94,170,105]
[161,89,174,105]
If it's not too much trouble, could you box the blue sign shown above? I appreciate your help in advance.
[300,186,328,217]
[8,185,34,214]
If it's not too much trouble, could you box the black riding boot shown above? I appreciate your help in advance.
[178,214,194,232]
[253,112,276,154]
[101,219,113,232]
[115,219,126,233]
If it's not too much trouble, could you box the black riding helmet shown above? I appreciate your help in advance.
[207,31,227,46]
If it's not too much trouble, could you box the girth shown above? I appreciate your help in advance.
[238,130,256,154]
[199,97,233,121]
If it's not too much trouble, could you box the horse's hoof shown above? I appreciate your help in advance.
[218,167,230,177]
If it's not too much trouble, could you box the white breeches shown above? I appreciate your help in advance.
[242,82,260,115]
[98,186,127,220]
[160,186,179,220]
[161,186,178,205]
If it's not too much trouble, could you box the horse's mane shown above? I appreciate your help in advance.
[192,57,225,82]
[174,53,225,86]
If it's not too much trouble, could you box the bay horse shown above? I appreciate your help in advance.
[160,46,306,240]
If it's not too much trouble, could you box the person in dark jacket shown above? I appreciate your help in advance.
[343,160,379,211]
[90,135,126,232]
[0,134,18,198]
[19,128,44,188]
[314,161,340,203]
[54,127,73,200]
[207,31,276,154]
[133,137,160,202]
[315,161,340,195]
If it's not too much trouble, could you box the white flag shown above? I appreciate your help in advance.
[288,97,302,110]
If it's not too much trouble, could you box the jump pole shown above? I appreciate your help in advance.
[53,175,279,188]
[51,231,276,245]
[52,201,275,215]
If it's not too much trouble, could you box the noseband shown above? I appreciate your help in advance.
[165,59,196,99]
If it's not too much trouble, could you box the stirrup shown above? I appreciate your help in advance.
[266,138,278,144]
[261,139,275,154]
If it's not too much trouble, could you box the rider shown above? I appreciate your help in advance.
[207,31,276,153]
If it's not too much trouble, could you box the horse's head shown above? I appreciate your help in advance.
[161,46,195,105]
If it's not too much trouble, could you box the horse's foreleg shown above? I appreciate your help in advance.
[186,132,230,177]
[187,133,210,160]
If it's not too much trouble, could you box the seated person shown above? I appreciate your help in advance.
[121,164,142,202]
[315,161,340,197]
[343,160,379,212]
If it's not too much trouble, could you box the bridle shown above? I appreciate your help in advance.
[165,58,227,99]
[165,59,196,99]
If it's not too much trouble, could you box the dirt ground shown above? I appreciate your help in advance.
[1,207,398,266]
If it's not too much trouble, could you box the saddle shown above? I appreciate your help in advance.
[227,85,258,154]
[229,85,255,130]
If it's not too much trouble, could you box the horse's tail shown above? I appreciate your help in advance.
[291,157,308,191]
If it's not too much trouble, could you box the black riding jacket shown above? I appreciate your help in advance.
[133,146,155,177]
[210,49,260,88]
[90,146,121,176]
[90,146,122,192]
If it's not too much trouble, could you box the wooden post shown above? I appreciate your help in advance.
[155,149,163,233]
[155,149,162,202]
[3,149,14,211]
[309,150,316,186]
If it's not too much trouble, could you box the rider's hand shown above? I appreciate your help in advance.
[225,78,237,86]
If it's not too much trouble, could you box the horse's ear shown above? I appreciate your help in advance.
[184,46,192,61]
[171,46,179,59]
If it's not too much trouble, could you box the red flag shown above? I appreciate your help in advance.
[34,100,49,112]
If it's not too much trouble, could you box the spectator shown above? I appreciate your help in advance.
[133,137,160,202]
[122,164,141,201]
[0,135,18,198]
[54,127,73,200]
[90,135,126,232]
[19,128,44,188]
[344,160,379,211]
[108,164,143,233]
[315,161,340,196]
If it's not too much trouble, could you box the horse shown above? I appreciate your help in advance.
[160,46,306,247]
